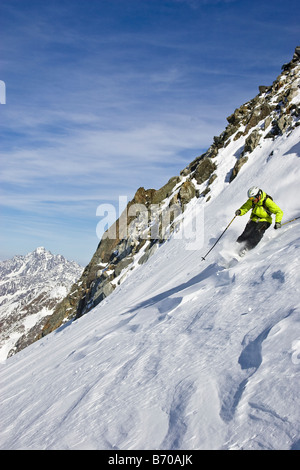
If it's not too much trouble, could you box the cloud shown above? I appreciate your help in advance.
[0,110,218,197]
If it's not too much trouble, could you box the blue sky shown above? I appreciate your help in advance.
[0,0,299,265]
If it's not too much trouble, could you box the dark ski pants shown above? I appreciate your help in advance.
[237,220,271,250]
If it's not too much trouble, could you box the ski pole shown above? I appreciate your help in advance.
[281,216,300,226]
[201,215,236,261]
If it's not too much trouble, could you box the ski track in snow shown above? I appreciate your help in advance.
[0,123,300,450]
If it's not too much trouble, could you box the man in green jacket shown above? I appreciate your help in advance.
[235,186,283,256]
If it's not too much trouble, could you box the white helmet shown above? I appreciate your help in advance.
[247,186,261,199]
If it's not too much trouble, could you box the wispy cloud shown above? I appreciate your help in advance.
[1,109,219,195]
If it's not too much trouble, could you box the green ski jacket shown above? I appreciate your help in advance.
[238,191,283,224]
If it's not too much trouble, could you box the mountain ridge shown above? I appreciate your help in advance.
[34,47,300,341]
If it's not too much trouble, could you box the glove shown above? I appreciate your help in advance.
[274,222,281,229]
[235,209,241,216]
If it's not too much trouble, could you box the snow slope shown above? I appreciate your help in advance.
[0,125,299,450]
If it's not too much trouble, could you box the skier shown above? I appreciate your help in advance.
[235,186,283,256]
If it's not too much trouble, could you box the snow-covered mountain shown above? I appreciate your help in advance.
[0,49,299,450]
[0,247,83,361]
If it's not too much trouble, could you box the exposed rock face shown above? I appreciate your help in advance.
[11,47,300,353]
[293,46,300,60]
[225,47,300,180]
[229,156,248,183]
[193,159,217,185]
[178,181,196,205]
[243,129,262,155]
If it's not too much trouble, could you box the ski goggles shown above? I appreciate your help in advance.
[249,194,261,201]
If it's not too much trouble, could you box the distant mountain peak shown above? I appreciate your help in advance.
[35,246,47,254]
[0,248,83,361]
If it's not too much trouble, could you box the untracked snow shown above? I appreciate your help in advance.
[0,127,300,450]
